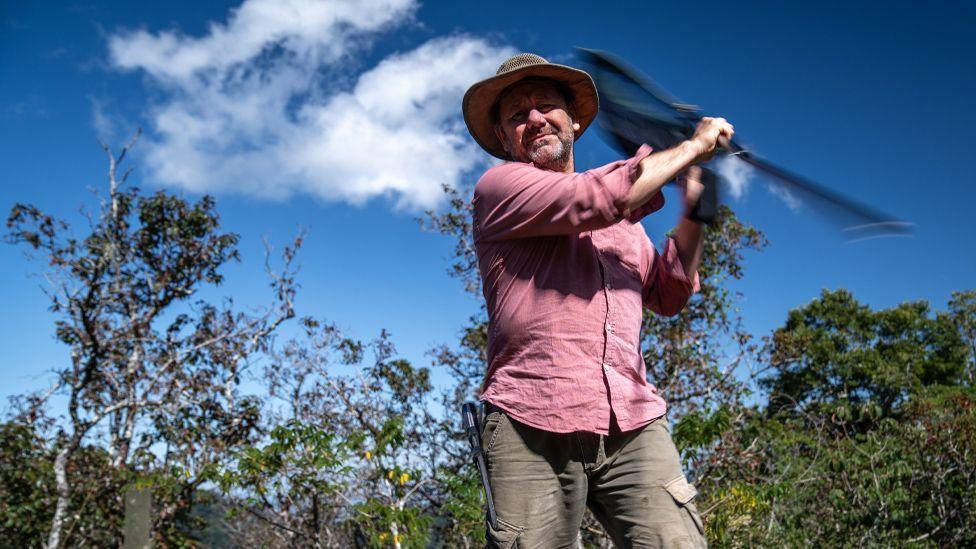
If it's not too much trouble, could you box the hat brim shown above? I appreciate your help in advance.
[462,63,599,160]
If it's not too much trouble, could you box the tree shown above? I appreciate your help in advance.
[5,133,300,547]
[763,289,968,426]
[215,318,439,548]
[0,419,126,548]
[948,290,976,385]
[703,291,976,546]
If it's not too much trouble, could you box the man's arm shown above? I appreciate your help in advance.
[673,166,707,279]
[473,147,655,242]
[629,117,732,281]
[474,117,734,243]
[640,177,705,316]
[623,117,734,217]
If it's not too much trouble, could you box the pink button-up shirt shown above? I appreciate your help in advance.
[473,145,700,435]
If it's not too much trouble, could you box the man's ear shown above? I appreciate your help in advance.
[493,124,510,154]
[569,109,581,135]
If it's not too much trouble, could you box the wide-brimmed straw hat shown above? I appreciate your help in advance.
[462,53,599,160]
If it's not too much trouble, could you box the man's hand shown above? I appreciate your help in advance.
[625,116,733,215]
[688,117,734,164]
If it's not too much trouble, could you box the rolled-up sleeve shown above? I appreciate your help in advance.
[473,145,663,242]
[642,237,700,316]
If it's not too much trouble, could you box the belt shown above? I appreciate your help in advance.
[482,400,504,419]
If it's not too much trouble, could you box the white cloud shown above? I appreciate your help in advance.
[766,180,802,211]
[715,154,802,211]
[107,0,513,210]
[89,96,125,143]
[110,0,416,83]
[714,154,753,201]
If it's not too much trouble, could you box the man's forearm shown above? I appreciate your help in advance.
[673,216,704,280]
[625,140,700,215]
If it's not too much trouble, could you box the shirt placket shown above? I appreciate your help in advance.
[594,231,619,426]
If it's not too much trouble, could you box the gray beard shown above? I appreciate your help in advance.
[528,135,572,171]
[519,131,573,171]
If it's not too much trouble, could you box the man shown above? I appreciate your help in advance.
[462,53,733,548]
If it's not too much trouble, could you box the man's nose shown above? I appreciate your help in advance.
[526,109,547,128]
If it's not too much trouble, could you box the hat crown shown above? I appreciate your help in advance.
[496,53,549,75]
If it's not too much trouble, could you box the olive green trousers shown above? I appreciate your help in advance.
[482,409,707,549]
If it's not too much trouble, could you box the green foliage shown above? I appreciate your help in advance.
[214,421,359,503]
[4,138,298,547]
[705,388,976,547]
[352,498,432,548]
[671,405,733,463]
[763,289,968,422]
[436,469,488,543]
[0,421,125,547]
[948,289,976,384]
[212,320,441,546]
[701,290,976,547]
[0,421,54,546]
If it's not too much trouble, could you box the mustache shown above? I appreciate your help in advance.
[523,127,558,146]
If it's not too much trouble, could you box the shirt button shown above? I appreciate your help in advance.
[606,283,612,290]
[602,363,610,371]
[605,323,612,332]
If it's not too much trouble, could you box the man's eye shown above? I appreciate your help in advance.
[509,112,526,122]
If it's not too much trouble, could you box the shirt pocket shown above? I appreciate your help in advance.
[609,225,646,283]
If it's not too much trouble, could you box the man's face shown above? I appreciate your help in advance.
[493,79,577,172]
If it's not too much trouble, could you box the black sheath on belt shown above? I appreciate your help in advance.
[462,401,499,531]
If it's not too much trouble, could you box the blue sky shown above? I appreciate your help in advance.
[2,0,974,402]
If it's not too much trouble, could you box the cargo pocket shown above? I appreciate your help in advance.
[486,517,523,549]
[664,475,706,543]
